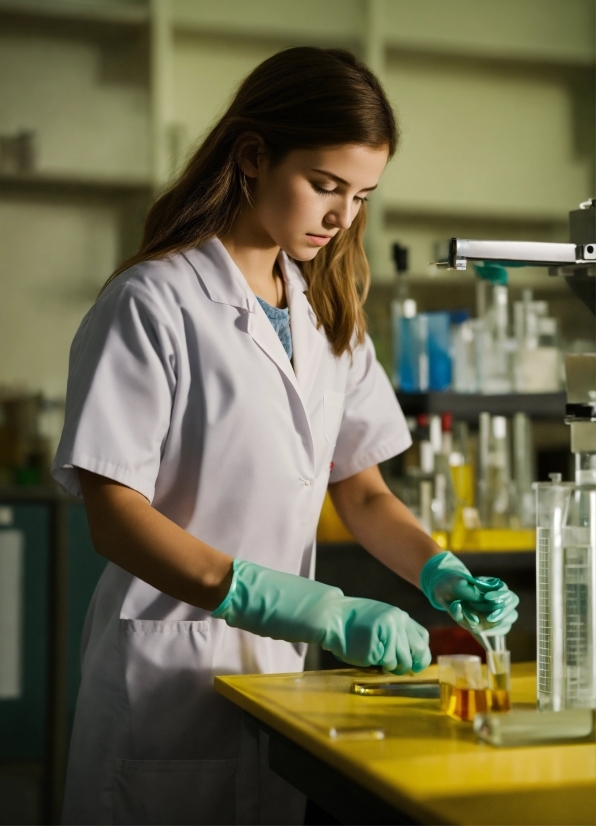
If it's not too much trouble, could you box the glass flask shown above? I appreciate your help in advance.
[536,480,596,710]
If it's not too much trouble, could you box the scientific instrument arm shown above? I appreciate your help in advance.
[432,199,596,313]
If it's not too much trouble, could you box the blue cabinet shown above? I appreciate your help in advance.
[0,499,106,760]
[0,504,49,759]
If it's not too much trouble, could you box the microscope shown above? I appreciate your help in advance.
[436,199,596,711]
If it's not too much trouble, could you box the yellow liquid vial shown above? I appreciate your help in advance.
[440,683,490,721]
[488,660,511,712]
[490,689,511,712]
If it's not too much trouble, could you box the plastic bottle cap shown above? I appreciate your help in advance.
[441,412,453,432]
[403,299,417,318]
[492,417,507,439]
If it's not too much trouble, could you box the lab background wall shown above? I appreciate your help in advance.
[0,0,594,408]
[0,2,594,823]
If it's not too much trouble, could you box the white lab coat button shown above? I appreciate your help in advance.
[300,478,311,486]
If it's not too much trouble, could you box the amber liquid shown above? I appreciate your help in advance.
[440,683,489,721]
[488,670,511,712]
[489,689,511,712]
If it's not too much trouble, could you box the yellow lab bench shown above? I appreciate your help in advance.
[215,663,596,825]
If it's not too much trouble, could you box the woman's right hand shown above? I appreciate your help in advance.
[213,559,431,674]
[321,595,431,674]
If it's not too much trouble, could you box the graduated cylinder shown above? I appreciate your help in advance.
[536,481,596,710]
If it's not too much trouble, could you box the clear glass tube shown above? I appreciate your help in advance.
[535,481,596,710]
[487,650,511,712]
[514,412,535,527]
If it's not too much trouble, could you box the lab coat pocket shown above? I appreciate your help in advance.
[323,390,346,446]
[119,619,229,758]
[111,757,237,825]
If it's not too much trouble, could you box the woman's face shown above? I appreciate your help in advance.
[242,143,389,261]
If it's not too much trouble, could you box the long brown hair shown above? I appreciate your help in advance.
[103,47,398,356]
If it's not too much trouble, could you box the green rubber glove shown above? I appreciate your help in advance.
[213,559,432,674]
[420,551,519,635]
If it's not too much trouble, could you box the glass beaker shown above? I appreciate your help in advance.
[438,654,489,721]
[535,480,596,711]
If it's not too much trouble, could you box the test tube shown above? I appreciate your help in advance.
[487,649,511,712]
[438,655,488,721]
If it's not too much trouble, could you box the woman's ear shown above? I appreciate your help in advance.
[235,133,267,179]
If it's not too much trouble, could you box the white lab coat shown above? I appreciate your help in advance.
[52,238,411,825]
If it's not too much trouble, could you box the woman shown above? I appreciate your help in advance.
[52,47,518,825]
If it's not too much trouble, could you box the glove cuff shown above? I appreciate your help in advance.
[211,557,241,619]
[420,551,472,611]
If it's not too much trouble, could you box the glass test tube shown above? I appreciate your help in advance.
[487,649,511,712]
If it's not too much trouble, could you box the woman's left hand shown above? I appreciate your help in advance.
[420,551,519,635]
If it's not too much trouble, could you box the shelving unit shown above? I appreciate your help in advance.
[0,171,153,200]
[396,391,567,421]
[0,0,149,31]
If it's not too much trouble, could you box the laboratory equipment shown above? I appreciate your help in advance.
[477,412,491,526]
[452,315,478,392]
[486,416,513,529]
[430,415,455,530]
[398,309,428,392]
[437,654,488,721]
[536,479,596,710]
[534,352,596,711]
[427,312,452,390]
[513,412,535,528]
[351,680,440,698]
[514,292,562,392]
[486,649,511,712]
[328,727,385,740]
[391,243,410,389]
[474,708,594,747]
[433,198,596,313]
[480,284,514,393]
[431,199,596,712]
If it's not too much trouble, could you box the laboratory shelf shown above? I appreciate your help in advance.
[0,172,153,202]
[396,390,566,421]
[0,0,149,29]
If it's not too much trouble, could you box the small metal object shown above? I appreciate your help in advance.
[351,680,440,698]
[328,726,385,740]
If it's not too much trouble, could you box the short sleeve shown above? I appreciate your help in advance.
[51,281,176,501]
[329,335,412,482]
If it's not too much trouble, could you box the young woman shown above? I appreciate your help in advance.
[52,47,518,825]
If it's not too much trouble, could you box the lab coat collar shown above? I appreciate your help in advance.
[183,238,255,311]
[278,254,328,402]
[185,238,327,401]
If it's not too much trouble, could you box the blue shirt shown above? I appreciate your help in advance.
[256,296,293,361]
